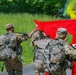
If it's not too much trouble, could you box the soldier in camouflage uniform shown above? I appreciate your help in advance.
[51,27,76,75]
[56,28,76,59]
[30,31,44,75]
[4,24,29,75]
[29,27,50,75]
[30,27,76,75]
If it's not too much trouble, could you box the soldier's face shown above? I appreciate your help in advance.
[10,27,14,32]
[60,34,67,40]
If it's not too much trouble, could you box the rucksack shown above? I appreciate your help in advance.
[0,32,29,61]
[33,38,66,73]
[0,33,17,61]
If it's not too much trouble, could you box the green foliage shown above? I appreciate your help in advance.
[28,0,63,14]
[43,0,63,14]
[66,34,73,44]
[0,0,64,15]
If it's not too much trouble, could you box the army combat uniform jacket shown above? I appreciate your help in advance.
[51,40,76,75]
[4,32,28,75]
[64,43,76,59]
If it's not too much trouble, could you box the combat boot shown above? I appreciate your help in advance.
[15,71,22,75]
[7,70,15,75]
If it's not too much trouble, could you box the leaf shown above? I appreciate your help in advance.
[66,34,73,44]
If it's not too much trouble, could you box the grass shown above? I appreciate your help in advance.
[0,13,61,70]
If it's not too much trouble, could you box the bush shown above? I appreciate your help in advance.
[0,0,64,15]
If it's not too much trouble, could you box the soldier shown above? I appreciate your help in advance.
[56,28,76,59]
[4,24,29,75]
[29,27,50,75]
[30,27,76,75]
[42,28,74,75]
[50,28,69,75]
[50,27,76,75]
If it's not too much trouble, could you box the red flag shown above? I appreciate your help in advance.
[34,19,76,44]
[72,62,76,75]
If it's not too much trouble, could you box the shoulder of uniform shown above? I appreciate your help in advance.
[14,33,22,37]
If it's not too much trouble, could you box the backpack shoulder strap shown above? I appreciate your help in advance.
[34,38,51,49]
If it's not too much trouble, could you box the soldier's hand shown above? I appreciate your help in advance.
[22,33,29,40]
[28,33,33,38]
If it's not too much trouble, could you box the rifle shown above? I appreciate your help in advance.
[38,49,52,74]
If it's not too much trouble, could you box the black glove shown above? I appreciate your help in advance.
[22,33,29,40]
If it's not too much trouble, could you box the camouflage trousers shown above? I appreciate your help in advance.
[4,57,22,75]
[34,69,40,75]
[51,68,66,75]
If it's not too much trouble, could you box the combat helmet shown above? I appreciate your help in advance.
[5,23,14,30]
[56,28,68,39]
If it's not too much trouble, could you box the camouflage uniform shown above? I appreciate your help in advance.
[4,24,28,75]
[33,28,76,75]
[31,31,50,75]
[51,28,76,75]
[56,28,76,58]
[31,31,41,75]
